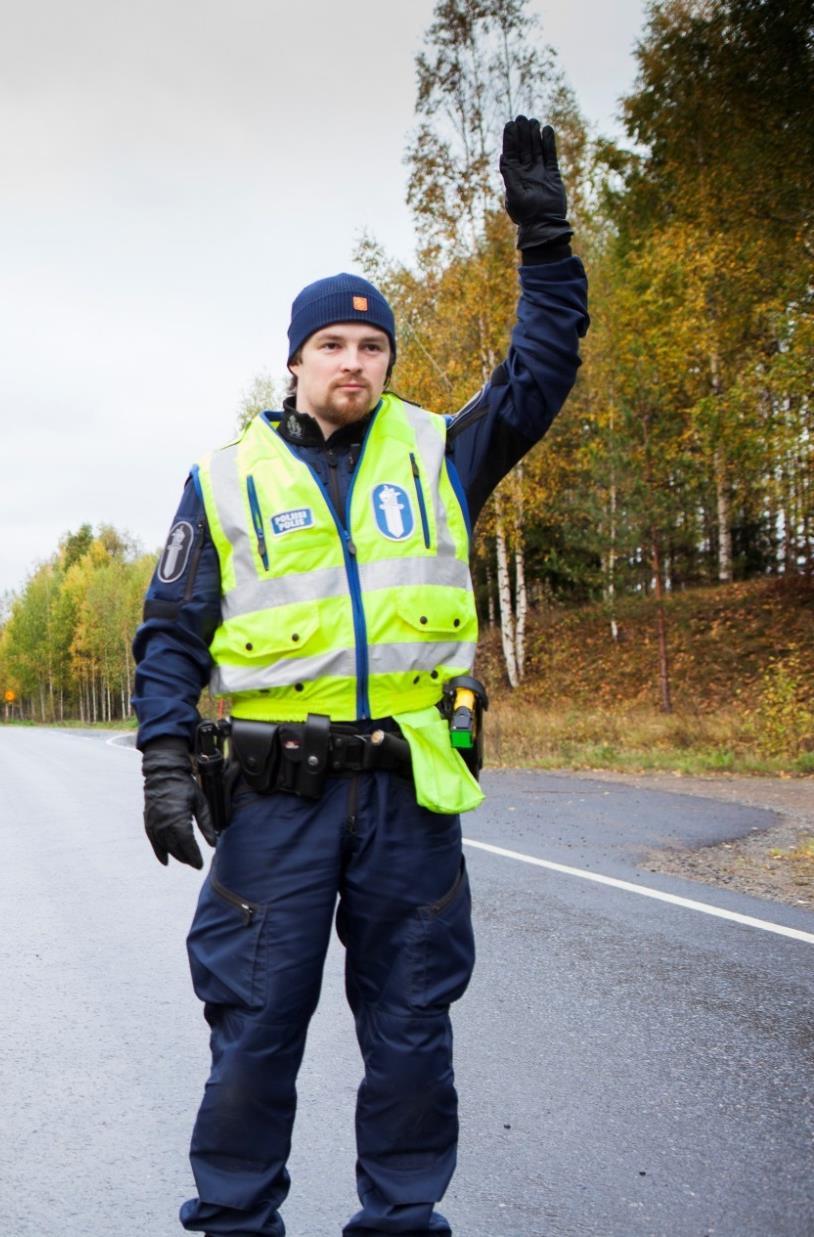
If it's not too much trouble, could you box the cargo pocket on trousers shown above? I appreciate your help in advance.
[409,857,475,1011]
[186,871,267,1011]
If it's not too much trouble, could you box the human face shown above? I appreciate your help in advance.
[290,323,391,436]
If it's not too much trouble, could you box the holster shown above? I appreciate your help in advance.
[195,719,234,832]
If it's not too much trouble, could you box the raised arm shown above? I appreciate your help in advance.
[447,117,590,527]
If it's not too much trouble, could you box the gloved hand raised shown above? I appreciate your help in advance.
[142,738,217,869]
[499,115,572,250]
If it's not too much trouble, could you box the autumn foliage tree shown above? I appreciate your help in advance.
[0,527,154,723]
[359,0,589,686]
[558,0,813,708]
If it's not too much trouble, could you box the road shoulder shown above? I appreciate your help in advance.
[574,770,814,910]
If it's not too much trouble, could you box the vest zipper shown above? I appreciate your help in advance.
[409,452,431,549]
[343,418,378,718]
[290,457,369,718]
[269,405,383,719]
[246,475,269,571]
[340,527,368,718]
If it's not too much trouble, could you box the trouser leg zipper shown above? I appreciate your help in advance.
[211,873,258,926]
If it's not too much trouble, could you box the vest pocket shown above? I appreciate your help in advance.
[235,610,320,662]
[396,593,477,638]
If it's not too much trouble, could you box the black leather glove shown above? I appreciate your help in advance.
[499,115,572,250]
[142,738,217,869]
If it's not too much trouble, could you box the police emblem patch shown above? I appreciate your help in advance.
[158,520,194,583]
[372,484,414,541]
[271,508,314,536]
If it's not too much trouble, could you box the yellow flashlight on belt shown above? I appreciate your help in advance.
[449,687,477,749]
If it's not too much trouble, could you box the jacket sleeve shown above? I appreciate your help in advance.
[131,474,222,750]
[446,253,589,528]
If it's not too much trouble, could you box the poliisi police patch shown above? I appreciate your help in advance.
[158,520,194,583]
[271,508,314,536]
[372,484,414,541]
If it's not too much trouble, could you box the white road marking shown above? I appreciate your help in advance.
[462,837,814,945]
[57,731,813,944]
[106,733,138,750]
[41,729,137,750]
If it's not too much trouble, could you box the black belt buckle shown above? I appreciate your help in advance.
[329,731,367,773]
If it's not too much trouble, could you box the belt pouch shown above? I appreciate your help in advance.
[229,719,280,793]
[296,712,331,798]
[275,714,331,798]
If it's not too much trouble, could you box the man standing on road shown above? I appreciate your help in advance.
[133,116,589,1237]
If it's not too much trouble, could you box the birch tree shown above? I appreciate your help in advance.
[619,0,814,583]
[383,0,587,685]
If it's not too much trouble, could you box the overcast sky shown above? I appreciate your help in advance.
[1,0,646,597]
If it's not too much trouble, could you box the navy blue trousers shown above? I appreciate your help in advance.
[179,768,475,1236]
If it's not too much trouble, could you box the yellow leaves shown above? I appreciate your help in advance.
[754,646,814,760]
[378,210,517,411]
[0,528,154,717]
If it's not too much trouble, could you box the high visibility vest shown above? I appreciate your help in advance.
[197,393,478,723]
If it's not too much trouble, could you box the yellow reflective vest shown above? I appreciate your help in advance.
[197,394,478,725]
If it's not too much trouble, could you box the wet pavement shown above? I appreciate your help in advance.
[1,729,812,1236]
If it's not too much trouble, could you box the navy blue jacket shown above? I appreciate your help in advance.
[133,254,589,748]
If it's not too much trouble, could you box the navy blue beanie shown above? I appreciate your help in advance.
[287,273,396,363]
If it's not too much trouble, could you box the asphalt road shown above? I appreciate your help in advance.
[0,727,812,1237]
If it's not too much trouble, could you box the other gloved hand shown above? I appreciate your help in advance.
[142,738,216,869]
[499,115,572,250]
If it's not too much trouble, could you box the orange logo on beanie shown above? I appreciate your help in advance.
[352,296,369,311]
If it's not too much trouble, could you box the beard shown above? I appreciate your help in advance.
[313,381,375,427]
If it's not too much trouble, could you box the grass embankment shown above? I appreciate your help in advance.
[478,577,814,777]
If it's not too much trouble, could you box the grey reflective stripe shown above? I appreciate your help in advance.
[209,442,258,589]
[358,555,471,593]
[367,640,477,675]
[401,403,459,561]
[211,638,476,695]
[222,557,471,619]
[222,564,349,620]
[211,646,357,694]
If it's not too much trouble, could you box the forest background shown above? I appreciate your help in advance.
[1,0,812,776]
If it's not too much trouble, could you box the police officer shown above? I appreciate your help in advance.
[134,116,589,1237]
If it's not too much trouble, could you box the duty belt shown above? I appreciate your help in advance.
[229,713,412,800]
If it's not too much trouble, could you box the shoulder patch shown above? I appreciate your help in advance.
[158,520,194,583]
